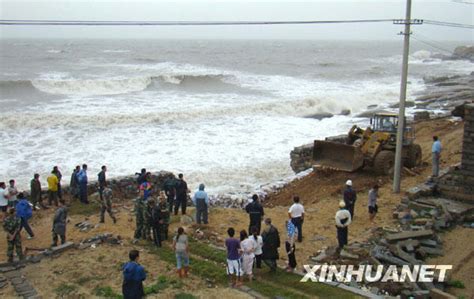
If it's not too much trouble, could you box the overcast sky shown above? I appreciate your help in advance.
[0,0,472,40]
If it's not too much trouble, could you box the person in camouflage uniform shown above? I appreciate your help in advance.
[3,207,23,262]
[158,192,170,241]
[133,197,146,241]
[142,199,154,241]
[151,198,162,247]
[52,199,68,246]
[100,187,117,224]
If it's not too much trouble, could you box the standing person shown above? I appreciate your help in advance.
[251,226,263,269]
[192,184,209,225]
[335,201,352,251]
[122,250,146,299]
[47,170,59,207]
[99,187,117,224]
[30,173,43,210]
[158,192,170,241]
[142,199,154,241]
[288,196,304,242]
[240,230,256,281]
[76,164,89,204]
[51,199,68,247]
[133,197,146,242]
[343,180,357,219]
[432,136,442,177]
[15,193,34,239]
[173,227,190,278]
[98,165,107,201]
[135,168,147,186]
[225,227,242,287]
[164,177,176,213]
[261,218,280,273]
[245,194,264,235]
[7,179,18,208]
[368,185,379,223]
[139,173,152,201]
[174,173,188,215]
[151,197,162,247]
[0,182,10,218]
[70,165,80,200]
[285,220,297,273]
[52,166,63,200]
[3,207,23,262]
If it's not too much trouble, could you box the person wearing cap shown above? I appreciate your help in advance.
[192,183,209,225]
[288,196,304,242]
[343,180,357,219]
[335,201,352,250]
[245,194,264,234]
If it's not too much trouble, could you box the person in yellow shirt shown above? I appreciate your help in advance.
[47,171,59,207]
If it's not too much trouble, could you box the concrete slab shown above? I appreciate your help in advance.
[386,230,434,242]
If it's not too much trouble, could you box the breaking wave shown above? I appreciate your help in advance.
[0,74,243,96]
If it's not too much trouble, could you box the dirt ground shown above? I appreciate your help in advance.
[0,117,472,298]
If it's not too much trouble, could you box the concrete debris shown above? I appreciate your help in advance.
[385,230,434,242]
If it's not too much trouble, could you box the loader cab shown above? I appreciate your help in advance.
[371,113,398,133]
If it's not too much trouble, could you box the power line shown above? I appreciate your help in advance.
[0,19,396,26]
[411,34,453,54]
[424,19,474,29]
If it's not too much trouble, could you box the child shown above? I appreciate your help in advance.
[225,227,242,287]
[285,220,297,272]
[122,249,146,299]
[173,227,189,278]
[251,226,263,269]
[3,207,23,262]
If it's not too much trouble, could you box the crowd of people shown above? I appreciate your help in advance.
[2,135,443,297]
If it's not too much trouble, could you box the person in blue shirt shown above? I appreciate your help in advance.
[432,136,442,177]
[76,164,89,204]
[15,193,34,239]
[192,183,209,225]
[122,250,146,299]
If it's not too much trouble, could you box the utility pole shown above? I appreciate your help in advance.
[393,0,413,193]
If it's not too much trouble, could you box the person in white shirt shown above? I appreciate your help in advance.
[0,182,9,217]
[288,196,304,242]
[335,201,352,250]
[250,226,263,269]
[240,230,257,281]
[7,179,18,208]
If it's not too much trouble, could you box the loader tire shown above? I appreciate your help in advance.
[374,150,395,175]
[405,144,422,168]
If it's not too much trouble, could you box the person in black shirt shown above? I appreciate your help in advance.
[245,194,264,234]
[174,173,188,215]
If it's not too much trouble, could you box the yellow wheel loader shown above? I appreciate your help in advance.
[313,113,422,175]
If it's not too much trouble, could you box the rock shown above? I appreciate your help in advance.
[389,101,415,108]
[430,288,457,299]
[452,45,474,61]
[339,109,351,116]
[180,215,193,225]
[386,230,434,242]
[304,112,334,120]
[414,111,430,121]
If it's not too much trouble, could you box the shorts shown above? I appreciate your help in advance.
[227,259,242,276]
[0,205,7,212]
[368,205,378,214]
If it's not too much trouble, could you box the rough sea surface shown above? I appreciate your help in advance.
[0,39,472,197]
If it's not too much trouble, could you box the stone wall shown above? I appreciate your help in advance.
[438,104,474,201]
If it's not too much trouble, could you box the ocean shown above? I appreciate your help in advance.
[0,39,472,199]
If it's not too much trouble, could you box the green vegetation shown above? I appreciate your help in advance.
[75,275,104,285]
[447,280,465,289]
[93,286,122,298]
[68,199,101,216]
[54,283,77,296]
[175,293,198,299]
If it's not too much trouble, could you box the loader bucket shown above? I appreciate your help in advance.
[313,140,364,172]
